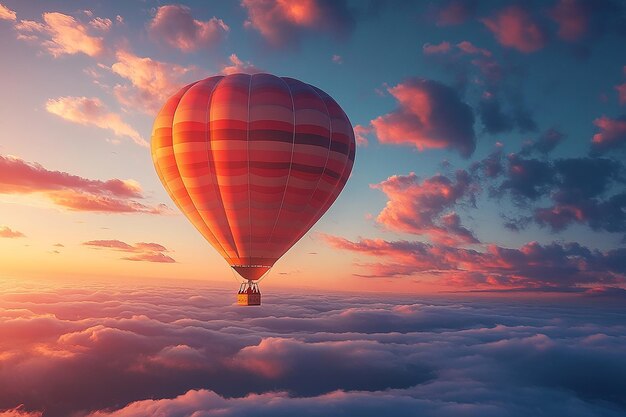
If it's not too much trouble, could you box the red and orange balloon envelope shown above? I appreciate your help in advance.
[151,73,355,302]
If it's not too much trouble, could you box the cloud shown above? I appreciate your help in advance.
[232,337,433,394]
[0,154,166,214]
[422,41,451,54]
[15,12,104,57]
[423,40,490,58]
[419,37,538,137]
[617,84,626,105]
[372,171,478,246]
[0,226,25,238]
[487,154,626,234]
[110,50,197,114]
[420,39,503,96]
[241,0,355,47]
[45,96,147,147]
[496,154,556,201]
[482,6,547,53]
[83,240,176,263]
[353,124,371,146]
[549,0,589,41]
[221,54,263,75]
[89,17,112,31]
[2,282,625,417]
[323,234,626,290]
[149,5,229,52]
[532,157,625,233]
[0,406,42,417]
[519,128,565,155]
[470,147,504,179]
[592,115,626,153]
[370,79,476,157]
[435,0,476,26]
[332,54,342,64]
[456,40,491,57]
[476,88,537,136]
[0,3,16,21]
[478,94,514,134]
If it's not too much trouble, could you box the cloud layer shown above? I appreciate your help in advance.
[0,280,624,417]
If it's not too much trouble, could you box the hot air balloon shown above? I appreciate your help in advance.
[151,73,355,305]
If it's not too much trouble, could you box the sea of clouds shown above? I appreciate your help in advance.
[0,278,624,417]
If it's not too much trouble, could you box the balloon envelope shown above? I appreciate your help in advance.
[151,73,355,280]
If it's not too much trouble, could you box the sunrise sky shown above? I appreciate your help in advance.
[1,0,625,294]
[1,2,626,417]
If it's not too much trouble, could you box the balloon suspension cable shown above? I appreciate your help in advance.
[229,266,241,283]
[256,267,272,283]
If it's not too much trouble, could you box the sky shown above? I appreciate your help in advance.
[0,1,626,416]
[0,0,625,294]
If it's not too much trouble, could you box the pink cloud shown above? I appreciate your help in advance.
[123,253,176,263]
[45,96,147,147]
[0,154,167,214]
[370,79,476,157]
[482,6,547,53]
[0,226,25,239]
[456,41,491,57]
[149,5,229,52]
[423,41,451,54]
[372,171,478,246]
[422,40,491,58]
[616,84,626,105]
[353,124,371,147]
[47,192,168,214]
[89,17,112,31]
[436,0,475,26]
[331,54,342,64]
[549,0,588,41]
[110,50,197,114]
[221,54,263,75]
[147,345,206,369]
[0,281,624,416]
[591,115,626,152]
[83,240,134,250]
[420,40,498,84]
[241,0,354,46]
[322,234,626,289]
[13,20,44,42]
[84,239,176,263]
[0,3,16,21]
[15,12,104,57]
[0,406,42,417]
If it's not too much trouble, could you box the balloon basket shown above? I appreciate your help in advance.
[237,281,261,306]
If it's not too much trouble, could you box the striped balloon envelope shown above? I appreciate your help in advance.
[151,73,355,301]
